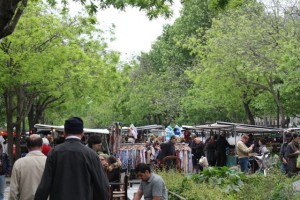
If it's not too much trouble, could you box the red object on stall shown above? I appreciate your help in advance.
[0,131,16,137]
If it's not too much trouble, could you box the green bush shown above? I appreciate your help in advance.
[190,166,246,193]
[158,167,300,200]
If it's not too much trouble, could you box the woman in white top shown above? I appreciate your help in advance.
[258,138,269,155]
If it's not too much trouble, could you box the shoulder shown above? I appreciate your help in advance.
[151,173,164,183]
[13,158,23,166]
[287,142,293,147]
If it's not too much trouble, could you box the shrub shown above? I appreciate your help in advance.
[158,167,300,200]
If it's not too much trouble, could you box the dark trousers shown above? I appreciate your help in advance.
[216,152,227,167]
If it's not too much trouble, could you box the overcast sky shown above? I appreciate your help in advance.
[95,3,181,61]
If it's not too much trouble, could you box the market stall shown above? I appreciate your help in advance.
[121,124,165,143]
[34,124,110,154]
[182,122,284,167]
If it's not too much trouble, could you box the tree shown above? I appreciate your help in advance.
[186,0,300,127]
[0,0,174,39]
[0,2,121,161]
[119,0,249,126]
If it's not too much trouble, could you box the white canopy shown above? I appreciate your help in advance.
[34,124,109,134]
[182,122,284,133]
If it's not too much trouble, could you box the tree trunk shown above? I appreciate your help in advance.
[28,104,34,132]
[14,122,21,159]
[4,89,15,165]
[154,114,157,124]
[0,0,27,39]
[28,96,64,130]
[271,89,285,128]
[147,114,151,125]
[243,100,255,125]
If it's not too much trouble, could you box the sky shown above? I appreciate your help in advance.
[91,2,182,61]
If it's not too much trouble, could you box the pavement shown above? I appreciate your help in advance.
[127,180,144,200]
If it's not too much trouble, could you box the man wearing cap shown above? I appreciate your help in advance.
[35,117,109,200]
[9,134,46,200]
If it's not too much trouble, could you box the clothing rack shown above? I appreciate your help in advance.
[121,143,146,146]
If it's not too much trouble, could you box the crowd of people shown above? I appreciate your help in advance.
[1,119,300,200]
[280,133,300,177]
[125,130,300,177]
[3,117,168,200]
[135,132,235,172]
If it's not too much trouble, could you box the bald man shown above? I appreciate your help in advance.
[9,134,47,200]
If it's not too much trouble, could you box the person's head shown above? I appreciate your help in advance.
[145,141,151,147]
[156,136,163,143]
[292,133,299,142]
[150,134,155,141]
[64,117,84,136]
[26,134,43,151]
[107,155,117,165]
[99,154,108,168]
[194,137,201,144]
[221,132,227,138]
[285,133,292,142]
[47,134,53,142]
[170,135,176,144]
[258,138,266,146]
[135,163,151,181]
[87,135,102,152]
[190,134,197,140]
[241,134,249,144]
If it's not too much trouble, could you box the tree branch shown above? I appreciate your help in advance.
[0,0,27,39]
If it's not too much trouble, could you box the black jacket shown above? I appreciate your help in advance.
[35,138,109,200]
[190,142,204,159]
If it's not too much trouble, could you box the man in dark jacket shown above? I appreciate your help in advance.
[280,133,291,174]
[190,137,204,173]
[34,117,109,200]
[215,133,231,167]
[159,135,176,170]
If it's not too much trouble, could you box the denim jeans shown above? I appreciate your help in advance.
[280,163,287,174]
[0,175,5,200]
[239,157,249,173]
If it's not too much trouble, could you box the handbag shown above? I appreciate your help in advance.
[296,155,300,169]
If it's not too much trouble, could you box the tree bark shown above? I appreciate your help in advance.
[4,89,15,166]
[242,99,255,125]
[0,0,27,39]
[267,80,285,128]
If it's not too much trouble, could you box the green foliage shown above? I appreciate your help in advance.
[2,0,300,130]
[47,0,174,19]
[189,167,246,193]
[0,2,123,128]
[235,172,300,200]
[184,0,300,125]
[159,169,300,200]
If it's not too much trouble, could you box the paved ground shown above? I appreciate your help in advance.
[128,180,144,200]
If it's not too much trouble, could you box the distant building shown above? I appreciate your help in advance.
[255,116,300,128]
